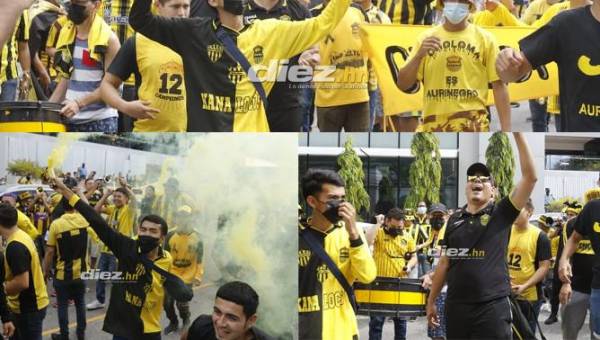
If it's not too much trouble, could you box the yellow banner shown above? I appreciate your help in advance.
[360,24,559,116]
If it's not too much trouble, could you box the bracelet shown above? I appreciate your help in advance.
[74,98,83,109]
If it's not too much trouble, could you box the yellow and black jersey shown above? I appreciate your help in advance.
[298,221,376,340]
[16,209,41,240]
[413,216,431,250]
[0,11,29,83]
[101,203,136,254]
[107,34,187,132]
[472,3,526,26]
[46,212,95,281]
[152,193,196,232]
[129,0,351,131]
[558,218,594,294]
[68,195,184,339]
[27,1,64,81]
[98,0,135,85]
[378,0,432,24]
[165,230,203,284]
[507,224,551,301]
[372,227,416,278]
[4,229,49,314]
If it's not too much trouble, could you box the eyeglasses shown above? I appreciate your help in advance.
[467,176,491,183]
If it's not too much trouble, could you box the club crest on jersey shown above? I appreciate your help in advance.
[316,264,329,283]
[207,44,224,63]
[279,14,291,21]
[339,247,349,262]
[228,65,245,84]
[480,214,490,226]
[446,55,462,72]
[253,45,264,64]
[299,250,311,267]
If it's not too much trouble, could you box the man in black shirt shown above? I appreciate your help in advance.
[426,132,538,339]
[496,2,600,132]
[181,281,273,340]
[559,197,600,338]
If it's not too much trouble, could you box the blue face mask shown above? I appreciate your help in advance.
[443,2,470,24]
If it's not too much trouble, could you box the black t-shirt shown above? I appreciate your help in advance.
[243,0,312,114]
[519,6,600,132]
[107,36,140,83]
[187,315,274,340]
[190,0,218,18]
[562,218,595,294]
[573,199,600,289]
[442,197,521,303]
[532,231,552,300]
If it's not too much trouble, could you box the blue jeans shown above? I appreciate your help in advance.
[529,99,548,132]
[13,307,46,340]
[368,89,382,131]
[417,252,431,278]
[54,279,86,339]
[0,79,18,101]
[301,87,315,132]
[369,316,407,340]
[591,288,600,336]
[67,116,118,132]
[96,253,117,303]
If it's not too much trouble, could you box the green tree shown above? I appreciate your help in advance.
[337,137,370,215]
[405,133,441,209]
[485,132,515,199]
[6,159,45,179]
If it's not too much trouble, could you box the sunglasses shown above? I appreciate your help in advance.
[467,175,491,183]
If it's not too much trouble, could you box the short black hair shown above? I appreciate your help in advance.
[0,203,18,229]
[386,207,404,221]
[216,281,259,318]
[140,214,168,235]
[301,169,345,199]
[114,187,130,199]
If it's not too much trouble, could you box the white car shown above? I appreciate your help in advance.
[0,184,55,201]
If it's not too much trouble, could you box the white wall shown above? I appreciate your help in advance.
[545,170,599,201]
[0,133,173,182]
[458,133,546,214]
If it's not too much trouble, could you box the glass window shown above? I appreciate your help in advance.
[545,155,600,171]
[299,133,308,147]
[307,133,339,147]
[340,133,369,148]
[370,133,400,148]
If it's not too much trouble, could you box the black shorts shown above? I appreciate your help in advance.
[445,296,512,340]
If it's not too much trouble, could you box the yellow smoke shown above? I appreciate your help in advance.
[47,133,82,177]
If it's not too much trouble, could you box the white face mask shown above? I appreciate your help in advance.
[417,207,427,215]
[443,2,470,24]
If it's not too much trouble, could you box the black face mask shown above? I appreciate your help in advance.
[68,3,89,25]
[223,0,247,15]
[383,225,402,237]
[321,199,342,224]
[137,235,160,254]
[430,216,445,231]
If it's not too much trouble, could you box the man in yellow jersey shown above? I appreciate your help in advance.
[496,0,600,132]
[414,201,432,277]
[100,0,190,132]
[299,169,376,339]
[0,203,49,340]
[50,177,192,340]
[1,193,42,243]
[507,199,551,336]
[522,0,558,24]
[472,0,526,26]
[313,1,370,132]
[426,133,537,339]
[87,178,137,311]
[397,0,511,132]
[0,9,31,102]
[366,207,417,339]
[378,0,433,24]
[163,205,204,334]
[43,197,96,340]
[129,0,352,132]
[19,190,51,258]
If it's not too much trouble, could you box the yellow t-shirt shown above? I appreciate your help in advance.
[410,24,500,117]
[17,209,40,240]
[472,3,526,26]
[532,1,570,27]
[372,227,416,278]
[166,231,203,284]
[507,225,549,301]
[133,34,187,132]
[101,203,135,254]
[315,7,369,107]
[521,0,554,25]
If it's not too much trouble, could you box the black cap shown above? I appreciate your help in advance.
[429,203,447,214]
[467,162,491,177]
